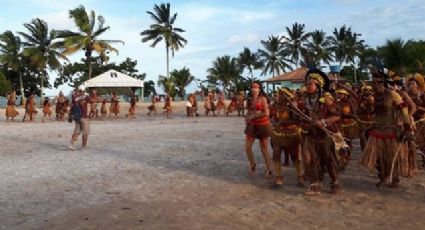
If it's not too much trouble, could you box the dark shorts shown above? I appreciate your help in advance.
[244,123,272,140]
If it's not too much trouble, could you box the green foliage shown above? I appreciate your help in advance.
[257,36,291,77]
[157,75,176,98]
[170,67,194,100]
[0,71,12,96]
[207,55,242,96]
[54,57,146,88]
[143,80,156,97]
[56,5,124,79]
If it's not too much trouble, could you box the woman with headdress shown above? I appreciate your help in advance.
[22,94,37,122]
[270,87,304,186]
[109,92,120,117]
[186,93,198,117]
[360,67,414,188]
[357,84,376,151]
[406,73,425,169]
[5,91,19,121]
[244,82,273,176]
[42,97,52,122]
[336,88,358,140]
[299,69,346,195]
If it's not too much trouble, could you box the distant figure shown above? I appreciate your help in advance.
[126,93,137,119]
[100,98,108,118]
[216,92,226,115]
[226,94,238,116]
[163,95,172,117]
[147,95,157,116]
[109,92,120,117]
[89,88,99,119]
[237,91,245,117]
[186,93,198,117]
[204,92,216,117]
[55,91,67,121]
[22,94,37,122]
[42,97,52,122]
[5,91,19,121]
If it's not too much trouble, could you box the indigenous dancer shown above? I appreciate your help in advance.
[237,91,245,117]
[163,95,172,117]
[126,92,137,119]
[55,91,67,121]
[89,89,99,119]
[271,88,304,186]
[244,82,273,176]
[109,92,120,117]
[216,92,226,116]
[226,94,238,116]
[406,74,425,169]
[5,91,19,121]
[147,95,157,116]
[299,69,346,195]
[360,68,414,188]
[22,94,37,122]
[42,97,52,122]
[186,93,198,117]
[204,92,216,117]
[357,85,376,151]
[100,98,108,118]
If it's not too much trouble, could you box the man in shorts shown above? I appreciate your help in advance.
[68,85,91,150]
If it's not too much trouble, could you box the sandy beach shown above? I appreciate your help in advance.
[0,102,424,230]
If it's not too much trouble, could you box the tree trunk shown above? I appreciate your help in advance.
[40,74,44,106]
[166,44,170,79]
[19,71,25,105]
[353,62,357,84]
[88,57,93,79]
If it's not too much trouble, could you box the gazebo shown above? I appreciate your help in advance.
[83,69,144,101]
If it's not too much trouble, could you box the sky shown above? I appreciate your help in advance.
[0,0,424,96]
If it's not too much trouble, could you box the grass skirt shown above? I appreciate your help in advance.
[6,105,19,117]
[360,133,410,178]
[339,119,359,140]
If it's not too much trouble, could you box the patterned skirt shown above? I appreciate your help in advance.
[6,105,19,117]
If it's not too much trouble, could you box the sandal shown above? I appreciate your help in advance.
[304,183,322,196]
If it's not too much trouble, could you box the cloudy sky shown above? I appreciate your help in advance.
[0,0,424,95]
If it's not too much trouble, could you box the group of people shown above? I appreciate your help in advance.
[4,89,139,122]
[244,68,424,196]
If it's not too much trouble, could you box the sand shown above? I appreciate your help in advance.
[0,102,424,230]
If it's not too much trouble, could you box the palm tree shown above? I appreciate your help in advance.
[157,74,176,98]
[304,30,333,65]
[207,55,241,96]
[329,25,352,65]
[345,31,365,83]
[378,39,409,75]
[257,35,291,78]
[18,18,67,104]
[170,67,194,100]
[0,31,25,104]
[141,3,187,79]
[56,5,124,79]
[238,47,262,80]
[283,23,310,67]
